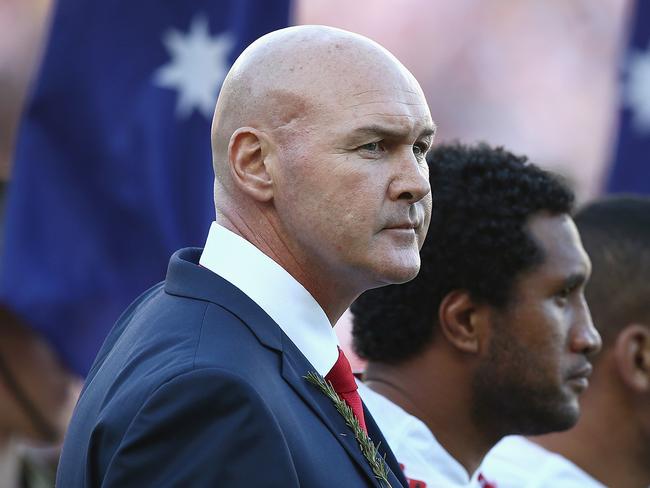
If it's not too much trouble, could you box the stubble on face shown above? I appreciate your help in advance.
[471,316,581,440]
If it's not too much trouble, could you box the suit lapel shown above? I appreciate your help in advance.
[364,404,409,488]
[281,335,405,487]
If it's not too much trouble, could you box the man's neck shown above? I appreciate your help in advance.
[364,351,496,477]
[215,213,358,324]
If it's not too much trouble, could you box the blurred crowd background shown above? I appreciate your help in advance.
[0,0,633,196]
[0,0,646,484]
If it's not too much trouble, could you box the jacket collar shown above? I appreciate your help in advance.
[165,248,284,350]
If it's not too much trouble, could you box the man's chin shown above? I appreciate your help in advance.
[473,381,581,437]
[375,264,420,286]
[376,251,421,284]
[517,400,580,436]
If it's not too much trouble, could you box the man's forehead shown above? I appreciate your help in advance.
[331,85,433,130]
[529,214,579,250]
[528,213,591,276]
[347,86,424,103]
[259,54,433,138]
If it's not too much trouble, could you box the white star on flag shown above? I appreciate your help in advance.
[153,15,234,119]
[625,41,650,134]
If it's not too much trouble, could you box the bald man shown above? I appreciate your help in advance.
[56,26,434,487]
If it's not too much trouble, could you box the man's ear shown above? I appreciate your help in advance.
[228,127,274,202]
[614,324,650,393]
[438,290,489,355]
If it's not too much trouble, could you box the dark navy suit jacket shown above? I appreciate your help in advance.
[56,248,407,487]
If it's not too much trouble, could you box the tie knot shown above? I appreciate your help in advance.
[325,347,357,395]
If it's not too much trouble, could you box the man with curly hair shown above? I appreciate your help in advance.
[351,142,601,487]
[481,196,650,488]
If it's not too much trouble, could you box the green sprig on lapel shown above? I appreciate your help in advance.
[304,371,393,488]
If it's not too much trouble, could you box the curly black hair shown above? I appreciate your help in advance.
[352,142,575,364]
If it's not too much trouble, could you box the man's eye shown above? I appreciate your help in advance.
[413,143,428,158]
[555,286,573,303]
[360,142,381,152]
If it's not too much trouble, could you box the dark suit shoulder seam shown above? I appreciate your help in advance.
[191,301,210,370]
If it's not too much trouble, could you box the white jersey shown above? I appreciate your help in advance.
[358,381,494,488]
[480,436,606,488]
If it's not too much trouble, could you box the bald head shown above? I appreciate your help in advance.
[208,26,433,317]
[210,25,426,198]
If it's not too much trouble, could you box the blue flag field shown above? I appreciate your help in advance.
[0,0,290,376]
[607,1,650,193]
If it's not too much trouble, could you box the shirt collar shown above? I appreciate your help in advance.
[199,222,339,376]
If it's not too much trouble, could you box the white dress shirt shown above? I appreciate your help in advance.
[357,381,484,487]
[199,222,339,376]
[480,436,606,488]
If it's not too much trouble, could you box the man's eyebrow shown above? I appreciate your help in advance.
[561,272,589,290]
[347,124,437,140]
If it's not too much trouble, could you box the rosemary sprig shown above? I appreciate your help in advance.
[305,371,392,488]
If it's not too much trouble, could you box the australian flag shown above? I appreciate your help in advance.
[0,0,290,377]
[607,1,650,193]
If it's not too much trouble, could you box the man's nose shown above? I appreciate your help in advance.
[389,152,431,204]
[571,297,602,357]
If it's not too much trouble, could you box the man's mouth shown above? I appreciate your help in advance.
[566,363,593,392]
[384,219,419,231]
[569,364,593,380]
